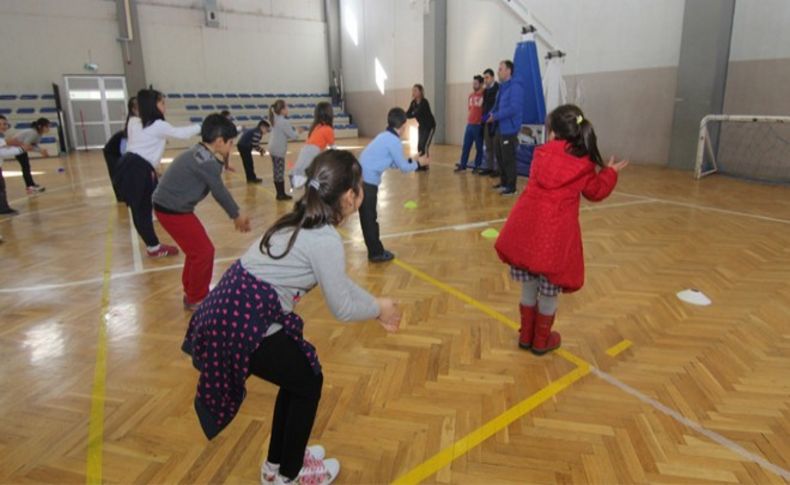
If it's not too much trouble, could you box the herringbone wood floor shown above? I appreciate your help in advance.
[1,140,788,484]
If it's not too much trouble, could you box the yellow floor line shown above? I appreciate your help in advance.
[605,339,633,358]
[85,206,116,484]
[390,257,603,483]
[391,364,590,485]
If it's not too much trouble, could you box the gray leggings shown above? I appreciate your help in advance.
[271,155,285,183]
[521,280,558,315]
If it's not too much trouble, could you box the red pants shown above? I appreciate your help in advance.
[154,211,215,305]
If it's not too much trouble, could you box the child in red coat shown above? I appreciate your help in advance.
[495,104,629,355]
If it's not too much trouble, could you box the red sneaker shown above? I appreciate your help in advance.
[146,244,179,258]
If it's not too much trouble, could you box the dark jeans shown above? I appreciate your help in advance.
[249,331,324,479]
[459,124,483,168]
[237,144,259,181]
[14,151,36,188]
[358,182,384,257]
[497,132,518,190]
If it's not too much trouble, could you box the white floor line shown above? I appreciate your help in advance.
[592,368,790,480]
[616,191,790,225]
[0,199,660,293]
[129,208,144,273]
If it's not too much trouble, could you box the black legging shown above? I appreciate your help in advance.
[102,149,123,202]
[249,331,323,480]
[14,151,37,188]
[114,153,160,247]
[417,125,435,157]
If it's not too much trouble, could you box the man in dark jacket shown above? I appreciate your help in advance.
[478,68,500,177]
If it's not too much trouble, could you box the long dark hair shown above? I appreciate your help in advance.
[137,89,164,128]
[123,96,137,137]
[260,149,362,259]
[548,104,603,166]
[413,84,425,100]
[269,99,287,126]
[31,118,51,133]
[308,101,334,137]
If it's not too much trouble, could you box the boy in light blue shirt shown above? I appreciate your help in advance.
[358,107,428,262]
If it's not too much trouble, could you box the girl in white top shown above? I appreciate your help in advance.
[115,89,200,257]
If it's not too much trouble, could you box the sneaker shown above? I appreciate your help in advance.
[273,458,340,485]
[261,445,326,485]
[492,183,503,189]
[500,188,517,196]
[276,193,293,201]
[368,250,395,263]
[248,178,264,184]
[416,164,429,172]
[476,169,493,176]
[0,208,19,216]
[26,185,45,194]
[292,174,308,190]
[146,244,179,258]
[453,164,467,172]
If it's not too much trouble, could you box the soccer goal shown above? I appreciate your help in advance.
[694,115,790,183]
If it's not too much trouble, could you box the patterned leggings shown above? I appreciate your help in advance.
[271,155,285,183]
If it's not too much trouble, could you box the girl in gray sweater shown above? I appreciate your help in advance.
[183,149,401,485]
[267,100,305,200]
[8,118,50,193]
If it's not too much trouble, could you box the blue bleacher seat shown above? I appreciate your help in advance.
[0,108,11,114]
[225,93,237,98]
[211,93,225,98]
[183,93,196,98]
[40,136,57,144]
[51,122,58,128]
[15,123,31,129]
[168,93,182,98]
[197,93,210,99]
[264,93,275,98]
[21,94,39,100]
[252,94,264,98]
[250,115,262,121]
[244,104,256,109]
[231,104,243,110]
[190,116,203,123]
[40,107,57,113]
[239,93,251,98]
[186,105,199,111]
[200,104,214,110]
[349,123,357,129]
[216,104,229,109]
[0,95,17,100]
[17,108,35,114]
[41,94,55,100]
[236,115,250,121]
[257,104,268,109]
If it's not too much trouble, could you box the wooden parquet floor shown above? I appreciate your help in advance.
[0,140,788,484]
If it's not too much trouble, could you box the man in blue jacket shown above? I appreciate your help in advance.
[486,60,524,196]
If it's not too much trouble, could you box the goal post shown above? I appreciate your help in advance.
[694,114,790,182]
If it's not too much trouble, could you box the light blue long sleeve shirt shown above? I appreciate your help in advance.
[360,129,418,186]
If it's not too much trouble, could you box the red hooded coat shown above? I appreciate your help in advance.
[494,140,618,292]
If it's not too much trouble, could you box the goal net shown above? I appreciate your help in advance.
[694,115,790,183]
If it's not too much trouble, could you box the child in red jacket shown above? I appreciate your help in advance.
[494,104,629,355]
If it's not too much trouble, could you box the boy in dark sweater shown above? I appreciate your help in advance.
[237,120,271,184]
[153,114,251,311]
[478,68,500,176]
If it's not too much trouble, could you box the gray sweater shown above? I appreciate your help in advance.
[152,143,240,219]
[240,224,380,321]
[267,115,299,158]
